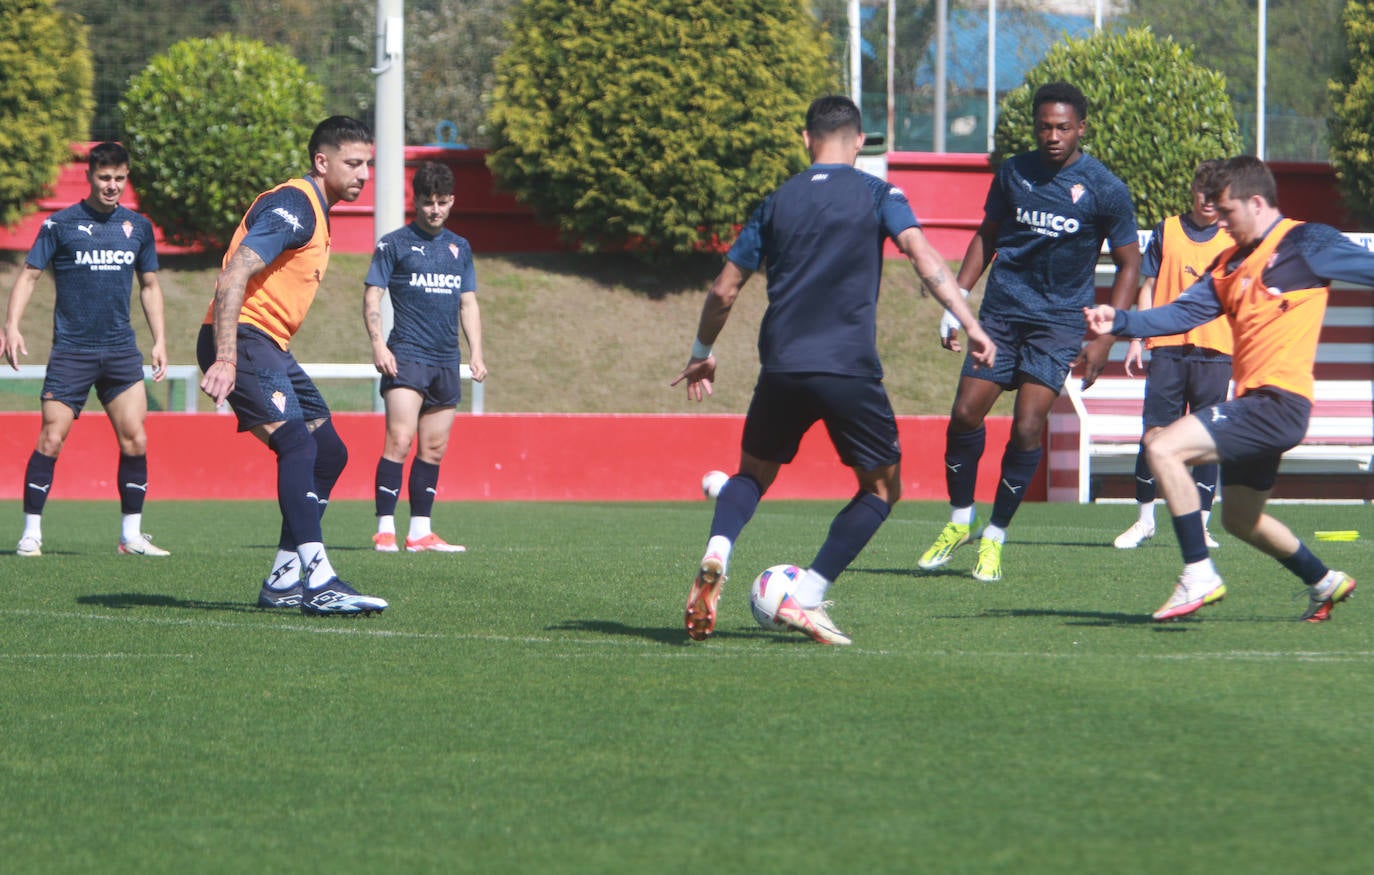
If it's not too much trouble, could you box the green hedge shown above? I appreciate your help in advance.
[0,0,93,227]
[119,35,324,249]
[1329,0,1374,227]
[993,28,1242,228]
[486,0,835,257]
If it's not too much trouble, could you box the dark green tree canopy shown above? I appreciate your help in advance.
[993,28,1242,228]
[486,0,835,257]
[119,35,324,249]
[1328,0,1374,227]
[0,0,93,227]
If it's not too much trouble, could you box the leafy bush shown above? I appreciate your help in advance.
[486,0,834,257]
[992,28,1242,227]
[119,35,324,248]
[1328,0,1374,227]
[0,0,93,227]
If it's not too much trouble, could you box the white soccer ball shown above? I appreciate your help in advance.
[701,470,729,499]
[749,564,803,630]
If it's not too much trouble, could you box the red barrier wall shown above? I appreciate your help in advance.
[0,146,1355,261]
[0,412,1037,503]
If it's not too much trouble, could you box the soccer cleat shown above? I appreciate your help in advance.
[299,578,388,616]
[773,597,852,645]
[918,516,980,569]
[117,533,170,557]
[684,553,726,641]
[972,538,1003,582]
[1113,520,1156,549]
[1152,571,1227,621]
[1301,571,1356,623]
[257,579,303,609]
[405,533,467,553]
[16,534,42,557]
[372,532,399,552]
[1204,530,1220,549]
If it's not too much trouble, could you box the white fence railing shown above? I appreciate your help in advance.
[0,362,484,414]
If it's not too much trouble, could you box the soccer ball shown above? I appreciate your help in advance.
[749,564,802,629]
[701,470,729,499]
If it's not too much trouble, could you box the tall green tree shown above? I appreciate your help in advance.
[1328,0,1374,226]
[993,28,1242,227]
[0,0,93,226]
[487,0,836,257]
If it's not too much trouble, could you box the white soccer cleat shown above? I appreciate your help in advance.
[1113,520,1155,549]
[16,534,42,557]
[118,533,170,557]
[404,533,467,553]
[1204,529,1220,549]
[1152,570,1226,621]
[773,597,852,645]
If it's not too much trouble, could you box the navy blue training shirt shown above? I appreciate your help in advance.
[26,201,159,352]
[365,223,477,367]
[727,163,919,379]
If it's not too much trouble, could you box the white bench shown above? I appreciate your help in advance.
[1051,378,1373,503]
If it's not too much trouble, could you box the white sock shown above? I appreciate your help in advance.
[1183,557,1218,582]
[121,513,142,542]
[22,513,42,539]
[705,535,733,574]
[377,515,396,536]
[1138,501,1156,526]
[408,516,432,540]
[951,505,976,525]
[981,524,1006,544]
[267,549,300,589]
[793,568,830,608]
[1201,509,1212,529]
[297,542,337,588]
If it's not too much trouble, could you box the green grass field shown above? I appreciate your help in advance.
[4,499,1372,874]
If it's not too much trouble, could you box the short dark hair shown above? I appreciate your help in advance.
[308,116,373,162]
[412,161,454,200]
[1192,158,1225,195]
[1210,155,1278,207]
[805,95,863,139]
[1032,82,1088,122]
[87,141,130,171]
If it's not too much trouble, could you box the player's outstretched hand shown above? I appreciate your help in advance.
[200,360,236,407]
[670,355,716,403]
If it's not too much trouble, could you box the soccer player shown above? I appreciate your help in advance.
[198,116,387,616]
[363,161,486,553]
[1084,155,1364,622]
[1113,160,1233,550]
[919,81,1139,582]
[1,142,170,558]
[672,95,994,645]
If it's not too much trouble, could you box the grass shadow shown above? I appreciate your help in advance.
[76,592,261,614]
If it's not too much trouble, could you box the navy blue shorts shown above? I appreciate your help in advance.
[1198,387,1311,491]
[961,311,1082,392]
[380,359,463,411]
[196,324,330,432]
[41,347,144,416]
[1141,347,1231,430]
[741,372,900,472]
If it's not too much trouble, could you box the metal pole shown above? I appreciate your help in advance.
[373,0,404,412]
[987,0,996,153]
[1257,0,1267,159]
[934,0,947,152]
[887,0,896,149]
[848,0,861,107]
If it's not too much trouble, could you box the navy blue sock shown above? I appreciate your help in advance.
[1170,510,1210,564]
[710,474,762,542]
[409,459,440,518]
[1279,542,1329,586]
[811,492,892,582]
[989,445,1042,529]
[375,457,404,517]
[117,453,148,515]
[1133,445,1156,504]
[1192,463,1219,512]
[310,420,348,518]
[268,421,322,548]
[945,425,985,508]
[23,451,56,515]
